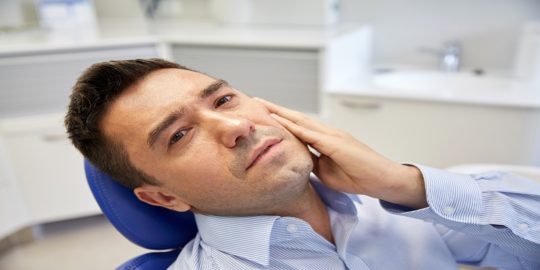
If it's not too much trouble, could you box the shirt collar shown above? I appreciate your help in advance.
[193,175,359,266]
[194,214,278,266]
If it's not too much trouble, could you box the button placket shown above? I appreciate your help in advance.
[443,206,455,216]
[517,223,529,233]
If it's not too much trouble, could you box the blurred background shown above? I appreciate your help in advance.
[0,0,539,269]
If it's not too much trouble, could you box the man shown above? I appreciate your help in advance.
[65,59,540,269]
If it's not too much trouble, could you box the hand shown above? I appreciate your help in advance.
[255,98,427,209]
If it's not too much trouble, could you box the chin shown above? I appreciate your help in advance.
[290,157,313,178]
[277,154,313,188]
[276,143,313,176]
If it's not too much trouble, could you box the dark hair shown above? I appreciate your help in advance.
[65,58,193,189]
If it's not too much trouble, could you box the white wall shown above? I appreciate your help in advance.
[340,0,540,72]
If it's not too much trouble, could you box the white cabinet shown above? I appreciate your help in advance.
[0,114,100,225]
[0,45,160,226]
[326,94,540,168]
[167,25,372,114]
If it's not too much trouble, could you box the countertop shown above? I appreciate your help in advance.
[0,21,363,56]
[327,71,540,109]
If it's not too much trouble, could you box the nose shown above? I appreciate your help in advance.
[203,111,254,148]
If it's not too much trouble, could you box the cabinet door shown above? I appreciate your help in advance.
[0,45,158,117]
[172,46,320,113]
[327,95,540,168]
[0,114,100,224]
[0,138,27,239]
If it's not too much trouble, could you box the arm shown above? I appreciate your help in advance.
[255,98,540,269]
[381,165,540,268]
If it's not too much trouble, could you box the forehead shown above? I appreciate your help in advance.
[115,68,215,112]
[129,68,214,100]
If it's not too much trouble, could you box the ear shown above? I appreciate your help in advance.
[133,185,191,212]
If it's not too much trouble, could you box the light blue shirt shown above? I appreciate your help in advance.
[168,165,540,270]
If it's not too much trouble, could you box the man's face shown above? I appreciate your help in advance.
[101,68,313,216]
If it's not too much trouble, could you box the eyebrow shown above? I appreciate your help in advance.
[201,79,228,99]
[146,79,228,149]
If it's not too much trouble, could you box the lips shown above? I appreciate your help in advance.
[246,138,282,170]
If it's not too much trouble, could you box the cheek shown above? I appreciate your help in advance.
[161,143,226,188]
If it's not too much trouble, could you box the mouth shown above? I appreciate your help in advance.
[246,138,283,170]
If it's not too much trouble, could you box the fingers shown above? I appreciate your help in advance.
[254,97,334,135]
[270,113,336,156]
[254,97,304,122]
[270,113,319,144]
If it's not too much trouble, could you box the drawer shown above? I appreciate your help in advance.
[0,113,100,224]
[0,45,158,117]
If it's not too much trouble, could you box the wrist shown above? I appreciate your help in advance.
[380,164,428,209]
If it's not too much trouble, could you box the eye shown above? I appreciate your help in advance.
[215,95,233,108]
[169,129,189,145]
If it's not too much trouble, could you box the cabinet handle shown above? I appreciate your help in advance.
[340,100,382,109]
[42,133,68,142]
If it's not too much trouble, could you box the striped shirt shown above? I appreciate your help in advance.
[168,165,540,270]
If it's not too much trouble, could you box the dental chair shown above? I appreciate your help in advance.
[84,159,198,270]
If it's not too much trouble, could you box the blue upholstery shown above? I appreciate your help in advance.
[84,159,198,269]
[116,250,182,270]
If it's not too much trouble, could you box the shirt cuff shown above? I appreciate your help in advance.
[381,164,485,226]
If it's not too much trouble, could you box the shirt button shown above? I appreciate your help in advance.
[287,224,298,233]
[517,223,529,233]
[443,206,455,216]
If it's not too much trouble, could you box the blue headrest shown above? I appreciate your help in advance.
[84,159,198,250]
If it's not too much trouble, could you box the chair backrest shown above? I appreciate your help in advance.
[116,250,182,270]
[84,159,198,269]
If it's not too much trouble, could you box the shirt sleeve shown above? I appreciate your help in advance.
[380,165,540,270]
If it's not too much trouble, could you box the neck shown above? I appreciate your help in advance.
[279,183,335,245]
